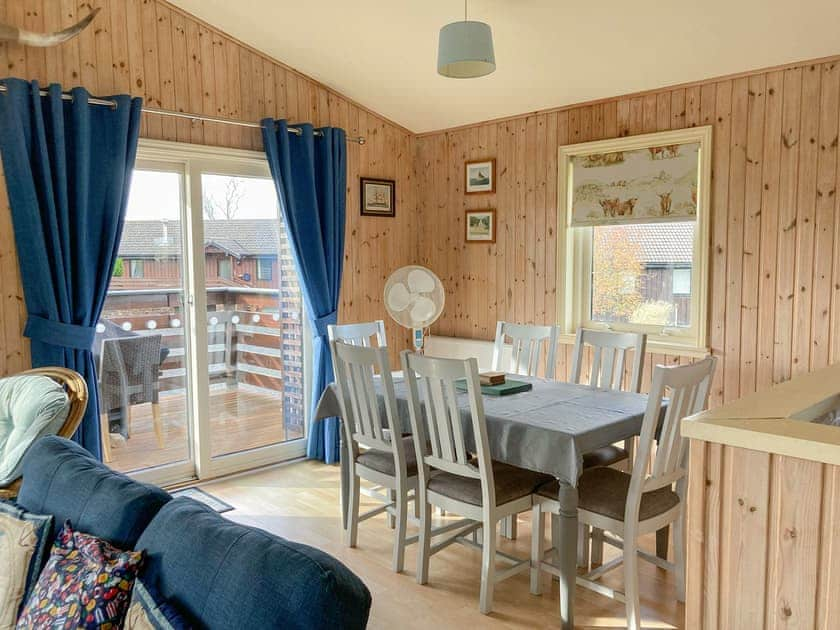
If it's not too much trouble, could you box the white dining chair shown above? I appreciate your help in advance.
[328,320,387,347]
[329,320,402,522]
[530,356,717,629]
[401,350,552,614]
[570,327,647,564]
[492,321,559,379]
[332,339,418,573]
[492,321,559,538]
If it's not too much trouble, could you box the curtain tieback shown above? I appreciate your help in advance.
[24,315,96,351]
[313,311,338,338]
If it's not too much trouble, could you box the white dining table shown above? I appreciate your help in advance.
[315,374,651,629]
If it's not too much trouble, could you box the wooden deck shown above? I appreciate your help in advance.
[109,386,304,473]
[201,460,685,629]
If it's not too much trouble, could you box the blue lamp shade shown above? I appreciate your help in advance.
[437,20,496,78]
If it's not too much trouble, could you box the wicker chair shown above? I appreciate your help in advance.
[0,367,88,500]
[98,334,164,462]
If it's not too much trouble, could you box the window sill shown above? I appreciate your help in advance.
[557,333,709,358]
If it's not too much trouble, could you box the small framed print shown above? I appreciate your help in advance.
[360,178,396,217]
[465,158,495,194]
[465,209,496,243]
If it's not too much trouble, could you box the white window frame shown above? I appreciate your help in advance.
[127,139,309,487]
[217,257,232,280]
[129,259,144,278]
[257,257,273,281]
[557,126,712,356]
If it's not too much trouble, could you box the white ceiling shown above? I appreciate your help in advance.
[170,0,840,133]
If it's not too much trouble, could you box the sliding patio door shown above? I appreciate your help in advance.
[100,162,196,483]
[101,140,308,486]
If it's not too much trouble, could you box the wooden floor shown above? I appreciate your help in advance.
[109,386,303,473]
[200,460,685,629]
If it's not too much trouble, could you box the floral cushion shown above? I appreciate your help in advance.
[124,580,191,630]
[16,520,144,629]
[0,501,53,629]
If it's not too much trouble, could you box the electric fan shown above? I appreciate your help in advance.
[383,265,445,352]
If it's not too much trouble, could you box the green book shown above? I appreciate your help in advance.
[455,378,533,396]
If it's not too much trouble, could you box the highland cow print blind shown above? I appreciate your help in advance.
[568,140,701,227]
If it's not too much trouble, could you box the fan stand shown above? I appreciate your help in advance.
[413,327,427,354]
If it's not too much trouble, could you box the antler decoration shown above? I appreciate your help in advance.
[0,7,100,47]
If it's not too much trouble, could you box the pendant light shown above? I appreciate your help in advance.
[437,0,496,79]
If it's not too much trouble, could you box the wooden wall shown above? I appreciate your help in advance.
[0,0,416,375]
[686,441,840,629]
[414,56,840,406]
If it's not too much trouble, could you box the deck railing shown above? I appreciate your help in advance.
[100,286,305,426]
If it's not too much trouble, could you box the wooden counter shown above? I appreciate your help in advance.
[681,363,840,629]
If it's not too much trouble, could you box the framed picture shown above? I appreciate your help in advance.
[558,126,712,227]
[465,209,496,243]
[465,159,495,194]
[360,178,396,217]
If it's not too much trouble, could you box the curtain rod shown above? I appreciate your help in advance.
[0,85,366,145]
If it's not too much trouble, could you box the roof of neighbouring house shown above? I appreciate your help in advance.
[619,222,694,267]
[118,219,281,258]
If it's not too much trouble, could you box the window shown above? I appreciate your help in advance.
[217,258,232,280]
[560,127,710,352]
[257,257,273,281]
[129,259,144,278]
[589,223,694,329]
[672,267,691,296]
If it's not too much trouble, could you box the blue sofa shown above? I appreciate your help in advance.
[16,436,372,629]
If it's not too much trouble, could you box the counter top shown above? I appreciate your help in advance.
[682,362,840,465]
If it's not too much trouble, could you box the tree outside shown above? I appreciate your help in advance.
[591,226,643,323]
[203,177,245,220]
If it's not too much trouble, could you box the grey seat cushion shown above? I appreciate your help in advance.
[538,467,680,521]
[428,461,552,507]
[582,445,629,469]
[355,436,418,477]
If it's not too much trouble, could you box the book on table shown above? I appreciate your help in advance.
[479,371,506,386]
[456,377,532,396]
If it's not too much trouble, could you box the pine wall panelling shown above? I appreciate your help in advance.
[414,57,840,406]
[686,441,840,629]
[0,0,417,374]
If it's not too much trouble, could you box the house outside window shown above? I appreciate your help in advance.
[129,259,144,278]
[257,257,273,281]
[218,258,232,280]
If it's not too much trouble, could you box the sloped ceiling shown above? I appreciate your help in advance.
[169,0,840,133]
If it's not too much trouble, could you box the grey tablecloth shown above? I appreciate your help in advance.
[315,375,652,486]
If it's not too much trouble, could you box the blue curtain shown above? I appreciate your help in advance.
[0,78,142,460]
[261,120,346,463]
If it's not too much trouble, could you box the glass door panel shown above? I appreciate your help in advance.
[200,173,305,459]
[99,168,193,475]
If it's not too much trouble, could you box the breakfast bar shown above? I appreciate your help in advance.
[681,363,840,630]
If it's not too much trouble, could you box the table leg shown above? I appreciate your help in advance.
[340,436,350,532]
[555,481,578,630]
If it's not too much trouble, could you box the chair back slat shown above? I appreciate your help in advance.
[631,357,717,512]
[492,321,559,379]
[328,320,387,347]
[332,340,404,466]
[571,328,647,393]
[402,352,490,485]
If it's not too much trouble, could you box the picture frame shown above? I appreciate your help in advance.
[465,158,495,194]
[360,177,396,217]
[465,209,496,243]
